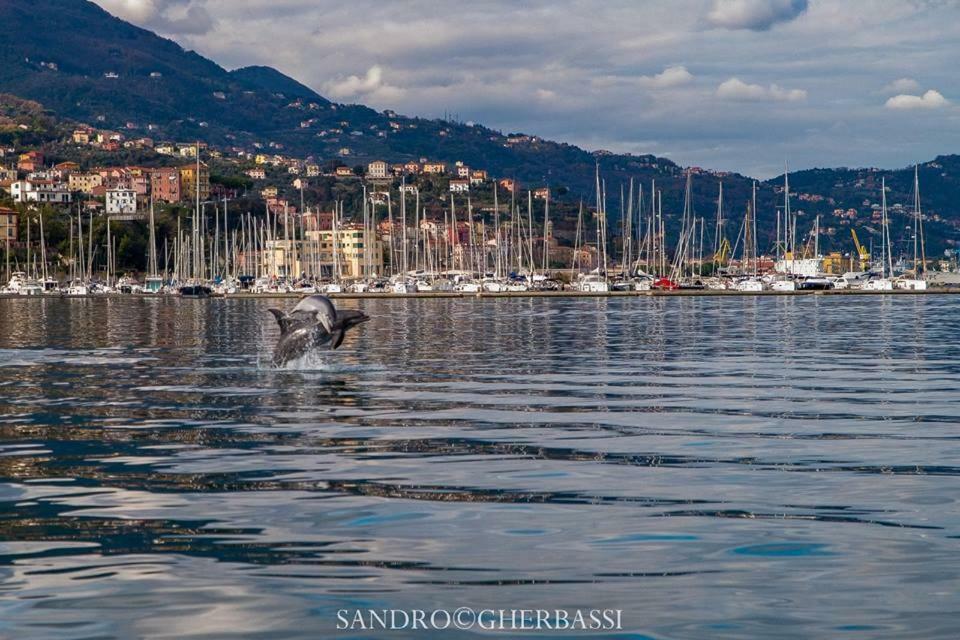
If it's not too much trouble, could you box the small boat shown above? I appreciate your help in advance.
[178,283,212,297]
[117,276,143,294]
[797,277,834,291]
[481,278,504,293]
[321,282,343,294]
[144,276,164,293]
[392,280,416,294]
[576,274,610,292]
[862,278,894,291]
[770,279,796,292]
[65,280,89,296]
[652,277,679,291]
[734,278,764,292]
[894,278,927,291]
[41,277,61,294]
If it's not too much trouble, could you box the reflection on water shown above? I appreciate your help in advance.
[1,296,959,638]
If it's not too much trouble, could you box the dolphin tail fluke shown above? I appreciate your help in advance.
[329,329,346,349]
[268,308,292,335]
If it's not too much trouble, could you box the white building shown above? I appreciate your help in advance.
[449,179,470,193]
[106,188,137,215]
[367,160,388,179]
[10,180,71,204]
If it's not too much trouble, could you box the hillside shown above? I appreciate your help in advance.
[0,0,721,196]
[0,0,958,258]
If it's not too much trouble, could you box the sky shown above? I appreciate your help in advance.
[92,0,960,178]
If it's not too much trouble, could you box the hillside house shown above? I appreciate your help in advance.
[17,151,43,172]
[68,172,104,194]
[106,188,137,215]
[367,160,388,179]
[0,206,17,242]
[149,167,181,203]
[11,180,71,204]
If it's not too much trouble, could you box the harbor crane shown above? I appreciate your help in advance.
[850,229,870,270]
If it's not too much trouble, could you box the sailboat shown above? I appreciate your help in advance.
[179,145,212,297]
[894,165,927,290]
[863,176,894,291]
[734,182,764,291]
[575,166,610,292]
[144,195,163,293]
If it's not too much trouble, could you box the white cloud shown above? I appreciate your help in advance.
[882,77,919,94]
[638,65,694,88]
[885,89,949,110]
[323,65,403,102]
[716,77,807,102]
[706,0,809,30]
[97,0,159,22]
[96,0,213,35]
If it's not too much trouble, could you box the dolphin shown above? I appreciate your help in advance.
[268,295,370,366]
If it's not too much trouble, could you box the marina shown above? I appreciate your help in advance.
[2,153,944,298]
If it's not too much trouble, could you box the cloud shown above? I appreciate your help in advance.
[706,0,809,30]
[716,77,807,102]
[96,0,214,35]
[323,65,404,102]
[885,89,949,110]
[882,77,919,94]
[638,65,694,88]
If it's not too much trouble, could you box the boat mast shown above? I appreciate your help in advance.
[493,183,500,278]
[148,195,158,277]
[87,208,93,282]
[38,210,47,283]
[914,164,927,279]
[571,199,583,275]
[881,176,890,278]
[542,189,550,275]
[752,181,758,277]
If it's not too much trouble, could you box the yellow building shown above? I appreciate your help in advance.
[68,173,104,194]
[259,227,383,278]
[308,227,383,278]
[821,252,847,275]
[0,206,17,242]
[179,162,210,203]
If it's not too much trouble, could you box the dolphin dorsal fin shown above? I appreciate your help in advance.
[268,308,292,335]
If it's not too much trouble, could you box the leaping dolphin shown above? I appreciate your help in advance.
[268,295,370,366]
